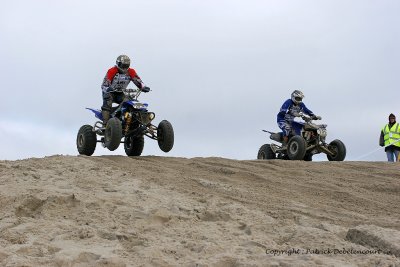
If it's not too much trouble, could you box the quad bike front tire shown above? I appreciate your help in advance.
[304,153,313,161]
[76,125,97,156]
[104,118,122,151]
[327,139,346,161]
[287,136,307,160]
[157,120,174,152]
[257,144,276,160]
[124,135,144,156]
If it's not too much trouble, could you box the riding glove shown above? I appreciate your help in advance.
[141,86,150,93]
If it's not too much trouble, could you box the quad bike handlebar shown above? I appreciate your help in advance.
[108,87,151,100]
[296,112,322,122]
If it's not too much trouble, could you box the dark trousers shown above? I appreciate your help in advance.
[102,91,124,111]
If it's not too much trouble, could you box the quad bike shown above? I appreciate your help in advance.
[76,88,174,156]
[257,112,346,161]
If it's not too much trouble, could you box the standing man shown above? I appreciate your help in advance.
[379,113,400,162]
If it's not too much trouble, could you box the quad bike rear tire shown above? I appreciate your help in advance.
[157,120,174,152]
[124,135,144,156]
[76,125,97,156]
[104,118,122,151]
[287,136,307,160]
[327,139,346,161]
[257,144,276,159]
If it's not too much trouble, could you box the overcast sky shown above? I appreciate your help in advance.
[1,0,399,161]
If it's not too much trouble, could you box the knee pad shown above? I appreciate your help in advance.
[102,95,113,110]
[102,92,111,100]
[101,106,111,112]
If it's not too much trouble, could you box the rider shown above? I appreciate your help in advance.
[101,55,149,125]
[277,90,320,145]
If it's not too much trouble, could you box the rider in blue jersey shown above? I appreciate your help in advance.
[277,90,320,145]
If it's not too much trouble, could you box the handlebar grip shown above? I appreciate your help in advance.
[141,86,150,93]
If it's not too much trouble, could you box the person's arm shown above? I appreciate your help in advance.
[379,130,384,147]
[277,99,292,119]
[300,102,322,119]
[101,67,118,93]
[128,69,145,89]
[300,102,314,116]
[101,76,111,93]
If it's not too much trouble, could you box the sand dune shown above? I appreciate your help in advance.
[0,155,399,266]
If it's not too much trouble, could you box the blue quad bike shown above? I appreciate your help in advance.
[258,112,346,161]
[76,88,174,156]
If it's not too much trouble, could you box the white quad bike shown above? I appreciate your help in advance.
[257,112,346,161]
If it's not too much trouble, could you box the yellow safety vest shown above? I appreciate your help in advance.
[382,123,400,147]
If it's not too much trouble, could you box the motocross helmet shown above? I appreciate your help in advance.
[291,90,304,105]
[116,55,130,74]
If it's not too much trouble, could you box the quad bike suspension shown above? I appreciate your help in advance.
[124,113,132,133]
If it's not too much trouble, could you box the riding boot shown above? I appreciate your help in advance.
[282,136,289,149]
[102,110,110,126]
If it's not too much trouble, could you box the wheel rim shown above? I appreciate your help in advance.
[78,134,84,147]
[125,137,132,149]
[260,151,266,159]
[330,145,338,158]
[289,142,298,155]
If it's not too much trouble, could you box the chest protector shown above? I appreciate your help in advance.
[110,73,132,91]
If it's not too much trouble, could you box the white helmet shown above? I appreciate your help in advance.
[291,90,304,105]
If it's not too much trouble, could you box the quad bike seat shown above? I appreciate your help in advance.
[270,132,283,142]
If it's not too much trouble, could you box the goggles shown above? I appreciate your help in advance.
[119,63,130,70]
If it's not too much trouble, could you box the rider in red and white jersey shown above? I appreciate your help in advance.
[101,55,148,125]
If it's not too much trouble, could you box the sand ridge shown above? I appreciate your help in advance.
[0,155,399,266]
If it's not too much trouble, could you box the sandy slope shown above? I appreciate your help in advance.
[0,155,399,266]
